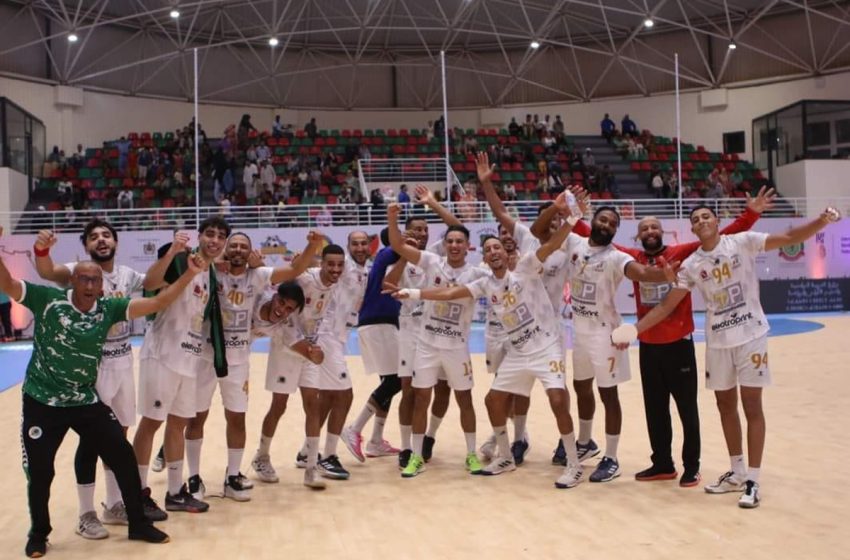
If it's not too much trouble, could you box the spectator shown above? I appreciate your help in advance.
[47,146,61,164]
[114,136,132,174]
[543,131,557,154]
[219,193,232,216]
[543,114,553,133]
[272,115,284,138]
[242,159,258,190]
[600,113,616,142]
[522,114,534,139]
[433,116,445,138]
[117,188,134,209]
[0,290,14,342]
[137,148,152,184]
[70,144,85,168]
[425,121,435,141]
[651,170,664,198]
[463,134,478,154]
[533,114,545,138]
[256,142,271,162]
[398,184,411,206]
[246,144,258,163]
[259,160,276,192]
[503,182,517,201]
[729,168,744,189]
[304,117,318,139]
[553,115,565,138]
[508,117,521,137]
[621,113,638,136]
[582,148,597,172]
[627,135,647,159]
[237,114,257,148]
[370,188,385,212]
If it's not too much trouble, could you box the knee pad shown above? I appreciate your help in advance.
[370,374,402,412]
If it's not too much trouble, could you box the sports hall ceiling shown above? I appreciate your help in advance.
[1,0,849,109]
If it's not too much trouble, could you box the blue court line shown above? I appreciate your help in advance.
[0,313,835,394]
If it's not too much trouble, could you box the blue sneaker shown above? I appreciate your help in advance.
[589,456,621,483]
[551,440,566,466]
[511,440,530,466]
[577,439,600,462]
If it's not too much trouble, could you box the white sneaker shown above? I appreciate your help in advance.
[251,453,279,483]
[303,466,327,490]
[188,474,206,500]
[738,480,761,508]
[479,434,497,462]
[555,464,585,489]
[705,471,745,494]
[224,474,252,502]
[341,426,366,462]
[480,456,517,476]
[76,511,109,540]
[237,472,254,490]
[101,501,128,526]
[151,447,165,473]
[365,439,401,458]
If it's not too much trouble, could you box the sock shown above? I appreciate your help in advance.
[166,460,184,496]
[186,438,203,478]
[399,425,412,450]
[104,469,122,508]
[561,432,579,467]
[138,465,149,488]
[370,416,387,444]
[324,434,340,458]
[605,433,620,459]
[258,435,273,456]
[494,426,510,459]
[352,403,377,433]
[305,437,320,469]
[299,439,308,456]
[464,432,476,454]
[747,467,761,483]
[578,418,593,444]
[426,414,443,438]
[512,415,528,443]
[412,433,425,456]
[227,448,244,478]
[731,455,746,477]
[77,483,96,516]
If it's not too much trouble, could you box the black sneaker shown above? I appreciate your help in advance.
[128,523,170,544]
[635,465,678,481]
[25,535,47,558]
[187,474,205,500]
[398,449,412,470]
[680,471,702,488]
[317,455,350,480]
[422,436,436,462]
[576,439,601,462]
[165,484,210,513]
[551,439,566,466]
[142,487,168,522]
[511,440,530,466]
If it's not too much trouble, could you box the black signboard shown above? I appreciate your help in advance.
[760,278,850,313]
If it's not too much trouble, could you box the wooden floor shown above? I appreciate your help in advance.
[1,316,848,560]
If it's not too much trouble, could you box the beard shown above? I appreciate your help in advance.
[89,247,115,263]
[589,227,614,246]
[641,235,662,252]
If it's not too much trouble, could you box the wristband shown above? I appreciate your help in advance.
[400,288,421,300]
[33,245,50,257]
[566,215,580,226]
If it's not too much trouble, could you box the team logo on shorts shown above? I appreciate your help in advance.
[154,400,162,409]
[277,376,286,384]
[28,426,43,440]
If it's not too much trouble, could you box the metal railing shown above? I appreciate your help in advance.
[357,157,461,196]
[5,197,846,234]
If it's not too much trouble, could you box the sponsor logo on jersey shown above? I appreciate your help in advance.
[181,341,203,354]
[424,324,463,339]
[509,325,542,348]
[710,311,754,332]
[572,305,599,319]
[102,342,132,358]
[224,336,250,348]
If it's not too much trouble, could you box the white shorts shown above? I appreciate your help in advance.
[196,362,250,413]
[305,337,352,391]
[485,336,508,375]
[397,327,419,379]
[96,365,136,427]
[138,357,197,421]
[572,330,631,388]
[413,342,473,391]
[705,335,771,391]
[359,324,399,375]
[492,342,567,397]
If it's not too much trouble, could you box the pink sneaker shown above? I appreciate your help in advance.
[365,439,401,458]
[341,426,366,462]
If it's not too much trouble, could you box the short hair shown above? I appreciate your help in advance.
[444,224,470,240]
[80,218,117,245]
[593,205,621,224]
[198,216,232,237]
[380,227,391,247]
[347,231,368,244]
[480,235,500,252]
[689,205,717,220]
[276,281,305,312]
[536,201,553,216]
[322,244,345,258]
[228,232,252,248]
[405,215,427,229]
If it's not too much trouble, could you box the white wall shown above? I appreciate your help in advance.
[0,167,30,229]
[775,160,850,217]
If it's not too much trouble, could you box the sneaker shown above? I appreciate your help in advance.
[577,439,601,462]
[400,453,425,478]
[151,446,165,473]
[705,471,745,494]
[480,456,517,476]
[101,501,128,525]
[679,471,702,488]
[479,434,497,462]
[303,466,327,489]
[511,440,530,466]
[251,453,279,483]
[236,471,254,490]
[76,511,109,540]
[366,439,401,458]
[25,535,47,558]
[551,439,567,466]
[738,480,761,509]
[555,464,585,489]
[422,435,436,462]
[224,473,252,502]
[128,523,170,544]
[635,465,678,482]
[589,456,621,483]
[295,451,320,469]
[165,484,210,513]
[187,474,205,500]
[317,455,350,480]
[141,487,168,522]
[465,452,484,475]
[341,426,366,462]
[398,449,412,470]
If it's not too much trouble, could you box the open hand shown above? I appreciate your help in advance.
[746,186,776,214]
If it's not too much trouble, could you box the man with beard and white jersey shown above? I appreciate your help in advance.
[34,219,146,536]
[621,204,841,508]
[386,203,490,478]
[250,281,328,489]
[543,205,677,484]
[182,231,321,502]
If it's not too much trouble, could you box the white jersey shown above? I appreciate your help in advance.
[417,251,489,350]
[252,295,307,358]
[140,270,214,377]
[513,222,570,312]
[677,232,770,349]
[344,258,371,328]
[219,267,273,365]
[559,234,634,334]
[295,268,336,340]
[468,252,559,355]
[65,262,144,370]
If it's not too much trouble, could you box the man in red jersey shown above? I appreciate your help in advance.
[535,187,773,486]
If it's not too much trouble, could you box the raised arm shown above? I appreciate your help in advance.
[535,191,583,262]
[33,230,72,285]
[128,251,205,319]
[388,203,422,265]
[0,227,24,301]
[763,207,839,252]
[143,231,190,290]
[476,152,516,233]
[530,203,561,240]
[415,184,461,227]
[271,230,324,283]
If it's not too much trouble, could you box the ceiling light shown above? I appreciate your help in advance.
[530,40,540,49]
[67,33,78,43]
[170,9,180,19]
[643,17,654,28]
[269,37,279,47]
[728,40,737,50]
